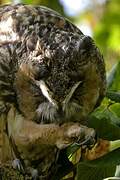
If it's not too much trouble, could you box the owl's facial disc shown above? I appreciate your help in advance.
[35,80,82,123]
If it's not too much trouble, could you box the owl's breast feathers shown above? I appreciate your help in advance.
[0,4,106,123]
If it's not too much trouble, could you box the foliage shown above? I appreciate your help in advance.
[66,62,120,180]
[77,164,116,180]
[94,0,120,54]
[94,0,120,71]
[75,61,120,180]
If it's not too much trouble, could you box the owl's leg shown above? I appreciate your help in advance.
[0,102,13,163]
[3,105,25,174]
[10,137,25,174]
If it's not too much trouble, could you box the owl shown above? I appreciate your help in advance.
[0,3,106,124]
[0,3,106,179]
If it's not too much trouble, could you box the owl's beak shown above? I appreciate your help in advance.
[36,80,58,108]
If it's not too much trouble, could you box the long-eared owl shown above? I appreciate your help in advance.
[0,4,106,179]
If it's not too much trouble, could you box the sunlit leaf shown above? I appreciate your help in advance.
[108,25,120,52]
[77,163,115,180]
[106,91,120,103]
[88,111,120,140]
[115,165,120,177]
[104,177,120,180]
[81,148,120,168]
[107,61,120,91]
[107,63,118,89]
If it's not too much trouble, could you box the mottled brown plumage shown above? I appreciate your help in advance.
[0,3,106,179]
[0,4,106,124]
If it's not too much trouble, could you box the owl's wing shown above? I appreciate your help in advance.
[76,36,106,111]
[69,36,106,122]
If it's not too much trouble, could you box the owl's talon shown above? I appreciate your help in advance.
[12,159,24,173]
[31,168,39,180]
[80,130,97,149]
[71,127,97,149]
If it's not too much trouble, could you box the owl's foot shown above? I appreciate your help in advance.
[67,124,97,149]
[30,168,49,180]
[56,123,96,149]
[12,158,25,173]
[76,127,97,149]
[12,160,39,179]
[31,169,39,180]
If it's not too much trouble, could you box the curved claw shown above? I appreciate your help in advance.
[73,129,97,149]
[31,169,39,180]
[12,158,25,173]
[81,135,96,148]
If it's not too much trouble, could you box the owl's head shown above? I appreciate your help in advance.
[20,31,101,123]
[22,34,95,124]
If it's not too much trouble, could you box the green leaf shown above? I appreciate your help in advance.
[104,177,120,180]
[106,91,120,103]
[110,103,120,118]
[107,63,118,89]
[66,143,80,158]
[82,148,120,168]
[107,61,120,91]
[76,143,120,179]
[115,165,120,177]
[67,108,120,171]
[88,111,120,140]
[77,163,116,180]
[52,149,75,180]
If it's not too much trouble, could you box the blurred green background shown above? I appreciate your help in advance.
[0,0,120,71]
